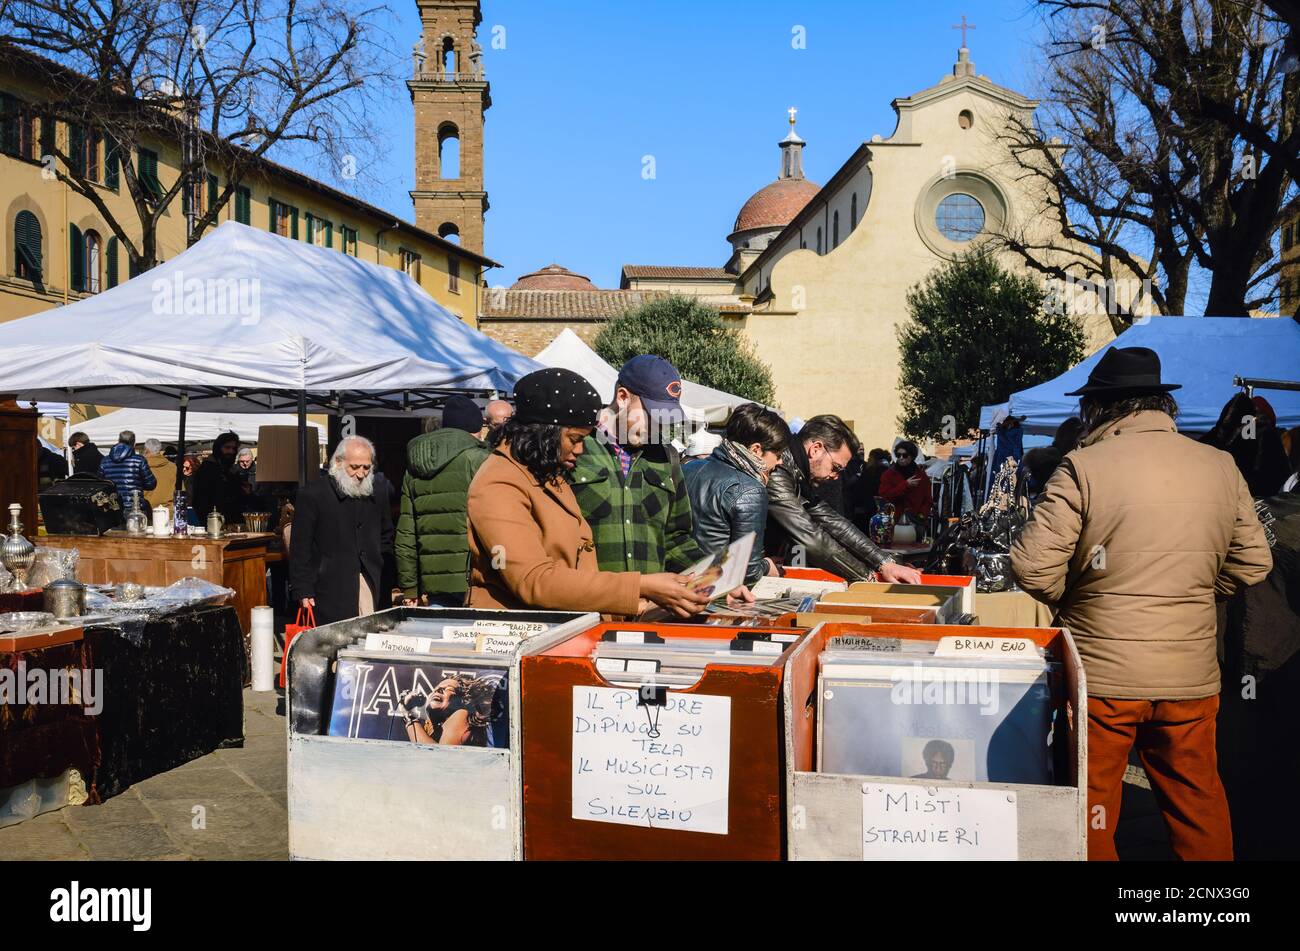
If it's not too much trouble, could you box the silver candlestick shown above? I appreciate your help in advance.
[1,502,36,589]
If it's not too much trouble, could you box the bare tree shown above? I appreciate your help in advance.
[996,0,1298,320]
[1,0,397,273]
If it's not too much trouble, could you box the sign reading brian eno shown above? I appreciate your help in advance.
[571,686,731,835]
[861,783,1019,860]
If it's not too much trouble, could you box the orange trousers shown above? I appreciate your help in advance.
[1087,696,1232,861]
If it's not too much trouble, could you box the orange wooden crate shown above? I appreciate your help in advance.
[521,621,802,861]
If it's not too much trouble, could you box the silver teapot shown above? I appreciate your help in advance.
[1,503,36,588]
[206,510,226,538]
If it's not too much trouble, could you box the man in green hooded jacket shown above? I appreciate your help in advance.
[396,396,491,606]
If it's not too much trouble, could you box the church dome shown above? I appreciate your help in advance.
[511,264,598,291]
[729,177,821,239]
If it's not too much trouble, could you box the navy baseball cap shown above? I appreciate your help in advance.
[616,355,684,421]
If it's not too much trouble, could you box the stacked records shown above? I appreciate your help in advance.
[591,629,798,689]
[324,620,551,749]
[816,635,1056,785]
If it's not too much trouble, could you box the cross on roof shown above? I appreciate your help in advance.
[952,14,976,48]
[788,106,798,127]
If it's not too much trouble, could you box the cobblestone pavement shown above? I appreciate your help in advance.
[0,689,288,861]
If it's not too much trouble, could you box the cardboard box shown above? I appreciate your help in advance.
[783,622,1087,861]
[255,425,321,482]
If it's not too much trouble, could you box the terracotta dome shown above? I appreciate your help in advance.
[511,264,598,291]
[730,177,821,238]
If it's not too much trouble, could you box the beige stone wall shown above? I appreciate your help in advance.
[0,68,484,328]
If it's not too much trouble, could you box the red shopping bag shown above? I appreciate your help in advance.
[280,605,316,689]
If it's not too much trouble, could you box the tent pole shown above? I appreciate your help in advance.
[175,393,189,494]
[297,390,308,487]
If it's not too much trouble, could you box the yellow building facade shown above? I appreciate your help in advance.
[0,60,496,334]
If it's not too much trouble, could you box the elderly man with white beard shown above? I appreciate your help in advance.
[289,435,394,625]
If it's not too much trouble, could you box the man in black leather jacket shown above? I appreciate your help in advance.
[765,415,923,584]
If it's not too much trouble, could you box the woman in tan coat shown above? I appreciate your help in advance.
[466,368,711,618]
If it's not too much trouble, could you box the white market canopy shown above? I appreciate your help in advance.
[535,328,759,425]
[0,221,541,414]
[73,408,328,448]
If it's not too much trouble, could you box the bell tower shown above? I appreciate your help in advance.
[410,0,490,255]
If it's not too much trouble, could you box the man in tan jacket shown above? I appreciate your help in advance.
[1012,347,1272,860]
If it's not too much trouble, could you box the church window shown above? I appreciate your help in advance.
[833,211,840,248]
[816,227,823,254]
[442,37,456,77]
[851,193,858,229]
[936,193,984,242]
[439,123,460,179]
[958,109,975,130]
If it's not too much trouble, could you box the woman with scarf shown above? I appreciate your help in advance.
[683,403,792,586]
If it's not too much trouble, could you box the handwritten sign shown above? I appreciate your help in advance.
[443,626,481,645]
[572,686,731,835]
[476,632,524,656]
[861,783,1018,861]
[474,620,548,636]
[363,632,435,654]
[935,636,1038,660]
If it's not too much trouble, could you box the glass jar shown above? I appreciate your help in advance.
[125,490,148,536]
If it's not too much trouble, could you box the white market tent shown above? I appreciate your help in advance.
[0,221,541,414]
[74,408,328,448]
[535,328,759,425]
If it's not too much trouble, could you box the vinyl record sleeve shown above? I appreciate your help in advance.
[817,662,1054,784]
[328,653,511,748]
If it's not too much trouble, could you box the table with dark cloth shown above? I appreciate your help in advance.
[0,637,98,802]
[86,604,246,800]
[1,604,246,806]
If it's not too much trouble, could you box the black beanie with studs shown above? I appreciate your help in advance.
[512,368,602,427]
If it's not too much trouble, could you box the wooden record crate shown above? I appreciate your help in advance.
[783,622,1087,861]
[520,621,804,861]
[286,607,600,861]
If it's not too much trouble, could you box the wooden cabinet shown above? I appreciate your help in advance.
[0,402,37,524]
[38,532,273,633]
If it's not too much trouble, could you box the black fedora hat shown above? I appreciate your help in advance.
[1064,346,1181,397]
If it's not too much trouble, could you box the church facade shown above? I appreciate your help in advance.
[622,47,1129,448]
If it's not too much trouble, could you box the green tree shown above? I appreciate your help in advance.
[897,252,1087,441]
[593,295,776,405]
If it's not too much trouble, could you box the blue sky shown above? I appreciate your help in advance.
[348,0,1051,289]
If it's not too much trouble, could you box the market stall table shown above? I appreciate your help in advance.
[39,531,274,634]
[0,604,246,815]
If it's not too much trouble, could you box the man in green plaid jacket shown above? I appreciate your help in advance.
[571,355,709,577]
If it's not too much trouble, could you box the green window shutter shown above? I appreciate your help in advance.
[268,198,277,231]
[138,148,160,198]
[69,125,84,178]
[69,224,84,292]
[0,95,17,156]
[304,213,314,243]
[106,236,118,288]
[39,115,54,160]
[236,186,250,225]
[323,221,333,248]
[181,174,191,215]
[15,210,42,278]
[105,139,119,189]
[207,174,218,213]
[291,206,299,240]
